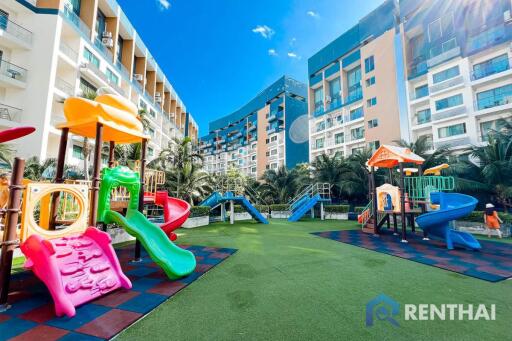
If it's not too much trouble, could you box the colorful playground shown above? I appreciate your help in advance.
[0,94,510,340]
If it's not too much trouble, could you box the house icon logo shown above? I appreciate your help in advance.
[366,294,400,327]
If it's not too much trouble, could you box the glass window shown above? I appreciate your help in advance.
[315,121,325,132]
[315,138,324,149]
[314,87,324,112]
[367,97,377,107]
[329,78,341,98]
[476,84,512,110]
[0,9,8,31]
[368,140,380,151]
[368,119,379,128]
[438,123,466,138]
[435,94,463,111]
[149,108,156,117]
[351,127,365,140]
[365,76,375,87]
[414,84,429,99]
[335,132,344,144]
[416,109,431,124]
[83,48,100,68]
[473,54,509,80]
[432,65,460,83]
[336,115,343,124]
[64,0,81,15]
[79,77,96,94]
[347,66,361,88]
[72,145,84,160]
[352,147,364,155]
[364,56,375,73]
[428,18,442,42]
[480,119,509,141]
[349,107,364,121]
[148,147,154,157]
[105,68,119,85]
[95,9,106,38]
[116,35,124,63]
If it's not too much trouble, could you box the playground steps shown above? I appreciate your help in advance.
[288,194,322,222]
[200,191,268,224]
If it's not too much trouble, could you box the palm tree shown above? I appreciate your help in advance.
[24,157,57,180]
[258,166,309,204]
[394,135,450,170]
[78,88,97,180]
[165,162,212,204]
[339,148,374,203]
[311,152,346,200]
[0,144,13,170]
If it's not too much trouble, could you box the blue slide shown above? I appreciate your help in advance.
[288,194,322,222]
[415,192,481,250]
[200,191,269,224]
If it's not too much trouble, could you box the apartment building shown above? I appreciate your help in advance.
[307,0,408,161]
[199,76,309,179]
[0,0,198,168]
[402,0,512,151]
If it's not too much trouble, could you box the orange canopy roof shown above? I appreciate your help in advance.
[57,94,150,144]
[367,145,424,168]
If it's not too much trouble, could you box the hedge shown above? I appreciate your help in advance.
[463,211,512,224]
[255,205,270,214]
[270,204,289,212]
[324,205,350,213]
[232,204,270,214]
[354,206,366,214]
[190,206,210,218]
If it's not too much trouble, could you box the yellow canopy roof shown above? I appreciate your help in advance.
[57,94,150,143]
[367,145,424,168]
[423,163,449,176]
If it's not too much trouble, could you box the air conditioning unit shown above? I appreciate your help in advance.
[156,97,162,103]
[134,73,143,81]
[505,10,512,22]
[79,61,89,69]
[102,31,113,38]
[102,37,114,48]
[326,96,332,103]
[155,92,162,98]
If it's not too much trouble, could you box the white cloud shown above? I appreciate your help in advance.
[252,25,275,39]
[289,37,297,46]
[287,52,301,60]
[268,49,278,56]
[156,0,170,10]
[307,10,319,18]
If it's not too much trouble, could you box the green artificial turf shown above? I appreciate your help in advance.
[111,219,511,340]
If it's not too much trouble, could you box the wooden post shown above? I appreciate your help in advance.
[49,128,69,230]
[108,141,115,168]
[135,139,147,261]
[0,158,25,309]
[90,123,103,226]
[399,162,407,242]
[371,167,379,234]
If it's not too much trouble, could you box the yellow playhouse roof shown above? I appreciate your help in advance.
[57,94,150,143]
[367,145,424,168]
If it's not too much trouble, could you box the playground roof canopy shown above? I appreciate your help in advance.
[367,145,424,168]
[57,94,150,143]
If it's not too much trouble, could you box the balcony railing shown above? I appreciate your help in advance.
[471,58,510,81]
[429,75,464,94]
[0,103,21,122]
[94,37,114,62]
[326,96,342,112]
[0,59,27,82]
[434,136,471,149]
[61,5,91,38]
[55,77,75,96]
[0,17,33,45]
[427,43,460,68]
[432,105,466,121]
[467,24,508,54]
[343,86,363,106]
[81,61,125,96]
[115,60,131,81]
[60,42,78,61]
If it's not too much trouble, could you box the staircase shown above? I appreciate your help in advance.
[287,183,331,222]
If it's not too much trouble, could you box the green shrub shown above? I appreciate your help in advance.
[233,205,245,213]
[190,206,210,218]
[324,205,350,213]
[255,205,269,214]
[270,204,289,212]
[463,210,512,224]
[354,206,366,214]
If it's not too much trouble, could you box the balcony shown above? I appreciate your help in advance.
[0,103,21,124]
[434,136,471,149]
[429,75,464,95]
[80,61,125,96]
[115,60,131,82]
[427,44,461,68]
[55,77,75,97]
[467,24,509,55]
[94,37,114,63]
[471,58,511,82]
[0,18,33,49]
[59,42,79,63]
[326,96,342,112]
[0,59,27,88]
[408,60,428,80]
[61,5,91,38]
[343,85,363,107]
[432,105,466,122]
[476,93,512,112]
[313,104,325,117]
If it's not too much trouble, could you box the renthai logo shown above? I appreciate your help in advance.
[366,294,400,327]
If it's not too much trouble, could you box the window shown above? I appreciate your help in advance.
[414,84,429,99]
[270,149,278,155]
[148,147,154,157]
[351,127,365,140]
[270,163,278,169]
[364,56,375,73]
[251,155,256,161]
[147,127,155,137]
[328,78,341,107]
[139,100,147,110]
[116,35,124,63]
[473,54,509,80]
[336,115,343,124]
[83,48,100,68]
[349,107,363,121]
[79,77,97,94]
[251,167,256,173]
[416,109,431,124]
[95,9,106,38]
[367,97,377,107]
[334,132,344,144]
[315,121,326,132]
[315,138,325,149]
[435,94,463,111]
[72,145,84,160]
[326,117,333,128]
[270,135,278,142]
[0,9,8,31]
[347,66,362,89]
[480,119,509,141]
[105,68,119,85]
[428,13,454,42]
[368,140,380,151]
[368,119,379,128]
[438,123,466,138]
[428,18,442,42]
[365,76,375,87]
[432,65,460,83]
[476,84,512,110]
[352,147,364,155]
[149,108,156,118]
[65,0,81,15]
[314,87,324,113]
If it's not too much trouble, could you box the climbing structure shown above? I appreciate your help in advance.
[287,183,331,222]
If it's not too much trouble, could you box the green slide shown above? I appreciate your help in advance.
[98,166,196,279]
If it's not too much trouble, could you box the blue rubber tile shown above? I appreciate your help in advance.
[0,317,37,339]
[58,331,104,341]
[46,304,110,331]
[125,266,158,277]
[117,293,167,314]
[131,277,164,292]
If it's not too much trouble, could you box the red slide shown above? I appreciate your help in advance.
[154,191,191,241]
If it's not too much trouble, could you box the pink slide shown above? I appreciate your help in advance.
[20,227,132,317]
[154,191,191,241]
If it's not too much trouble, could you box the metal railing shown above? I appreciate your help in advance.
[0,17,33,45]
[288,183,331,208]
[471,58,510,81]
[0,59,27,82]
[404,176,455,200]
[55,77,75,96]
[61,5,91,38]
[0,103,21,122]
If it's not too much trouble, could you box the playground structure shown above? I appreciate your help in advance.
[287,183,332,222]
[200,178,268,224]
[0,94,196,317]
[359,145,481,250]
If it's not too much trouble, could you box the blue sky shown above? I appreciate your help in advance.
[116,0,383,135]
